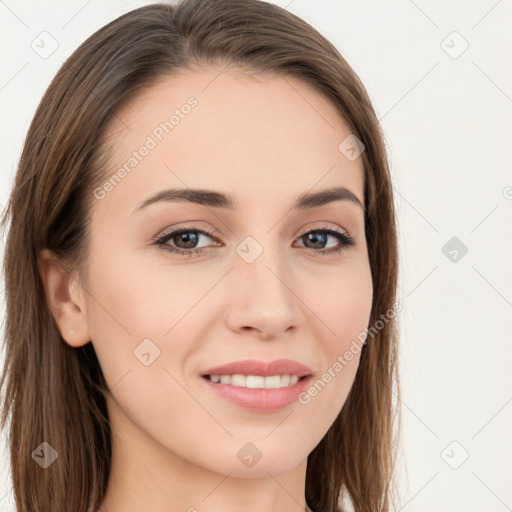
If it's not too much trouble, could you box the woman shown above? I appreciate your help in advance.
[0,1,402,511]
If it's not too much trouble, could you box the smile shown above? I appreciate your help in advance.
[204,374,302,388]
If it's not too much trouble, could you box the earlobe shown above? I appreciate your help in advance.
[37,248,91,347]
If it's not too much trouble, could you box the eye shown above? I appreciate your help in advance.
[153,226,219,258]
[294,224,355,256]
[153,224,355,258]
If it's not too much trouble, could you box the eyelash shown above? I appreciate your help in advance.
[153,224,355,258]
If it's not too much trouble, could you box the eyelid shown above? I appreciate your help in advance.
[153,222,350,243]
[296,222,350,237]
[154,224,218,241]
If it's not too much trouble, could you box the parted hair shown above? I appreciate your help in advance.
[0,1,402,511]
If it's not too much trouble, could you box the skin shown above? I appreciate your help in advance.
[38,65,373,512]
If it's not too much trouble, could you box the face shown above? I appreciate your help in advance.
[70,66,372,480]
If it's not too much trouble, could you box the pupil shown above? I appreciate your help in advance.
[176,232,198,249]
[306,232,326,249]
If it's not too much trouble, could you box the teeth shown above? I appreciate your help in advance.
[208,374,300,388]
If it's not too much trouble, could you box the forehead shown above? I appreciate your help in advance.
[96,65,365,216]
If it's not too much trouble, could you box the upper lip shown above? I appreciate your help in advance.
[200,358,313,377]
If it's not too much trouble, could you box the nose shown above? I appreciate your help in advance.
[225,245,303,340]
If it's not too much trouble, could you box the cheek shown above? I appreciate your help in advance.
[82,249,163,388]
[302,261,372,410]
[312,259,373,348]
[83,248,212,402]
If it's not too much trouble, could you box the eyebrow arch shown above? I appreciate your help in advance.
[133,186,365,214]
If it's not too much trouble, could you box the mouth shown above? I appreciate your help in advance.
[201,373,310,389]
[198,359,314,411]
[200,373,313,412]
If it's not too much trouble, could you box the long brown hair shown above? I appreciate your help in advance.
[0,1,402,511]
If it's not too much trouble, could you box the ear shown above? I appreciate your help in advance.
[37,248,91,348]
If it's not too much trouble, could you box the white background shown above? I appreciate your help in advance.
[1,1,511,510]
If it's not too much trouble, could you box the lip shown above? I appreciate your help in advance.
[200,358,313,378]
[199,359,314,412]
[201,373,313,412]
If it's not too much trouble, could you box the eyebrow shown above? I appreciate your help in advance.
[133,186,365,214]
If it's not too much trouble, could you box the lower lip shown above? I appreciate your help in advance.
[200,375,313,412]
